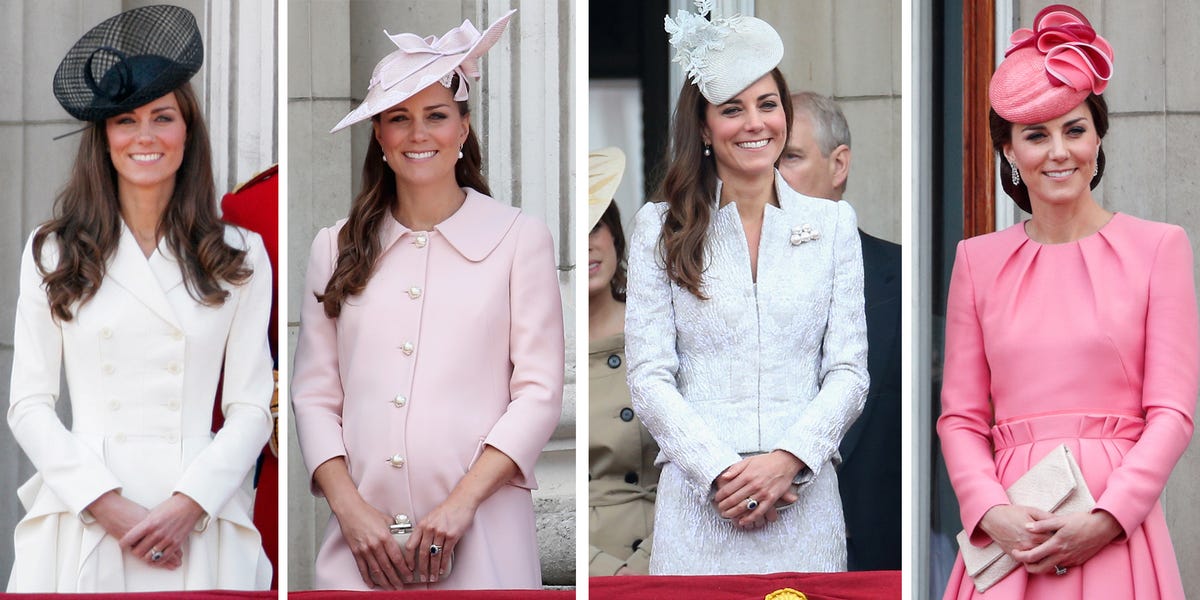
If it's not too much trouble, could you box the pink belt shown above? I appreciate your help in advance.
[990,412,1144,450]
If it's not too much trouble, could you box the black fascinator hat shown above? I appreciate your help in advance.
[53,4,203,122]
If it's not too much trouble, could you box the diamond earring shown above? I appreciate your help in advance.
[1010,160,1020,186]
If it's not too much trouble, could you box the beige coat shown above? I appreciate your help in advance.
[588,332,659,576]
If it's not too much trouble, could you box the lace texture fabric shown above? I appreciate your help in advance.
[625,173,869,574]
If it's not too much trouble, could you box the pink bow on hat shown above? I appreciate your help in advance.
[1004,5,1113,95]
[376,20,485,101]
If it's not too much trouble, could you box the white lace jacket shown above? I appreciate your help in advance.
[625,172,869,496]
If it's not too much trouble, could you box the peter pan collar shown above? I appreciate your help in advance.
[378,187,521,262]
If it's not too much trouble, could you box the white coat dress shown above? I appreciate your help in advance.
[6,224,274,592]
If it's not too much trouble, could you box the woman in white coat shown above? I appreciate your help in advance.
[7,6,272,592]
[625,4,868,574]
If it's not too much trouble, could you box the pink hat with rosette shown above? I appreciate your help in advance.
[330,9,515,133]
[989,4,1113,124]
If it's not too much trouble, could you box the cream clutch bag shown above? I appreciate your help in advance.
[956,443,1095,593]
[390,514,453,579]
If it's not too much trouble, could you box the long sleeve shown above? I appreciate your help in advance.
[173,232,274,517]
[482,217,564,489]
[1093,226,1197,538]
[625,202,741,492]
[773,200,869,478]
[290,227,348,495]
[937,240,1010,545]
[7,231,122,517]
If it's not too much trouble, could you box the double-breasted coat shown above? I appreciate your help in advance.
[7,225,274,592]
[292,188,564,590]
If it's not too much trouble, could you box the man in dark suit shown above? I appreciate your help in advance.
[779,92,901,571]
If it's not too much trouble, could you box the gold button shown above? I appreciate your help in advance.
[402,342,414,356]
[166,362,182,375]
[100,327,113,339]
[407,286,422,299]
[171,329,184,341]
[414,234,428,248]
[386,454,405,468]
[392,395,407,408]
[101,363,115,375]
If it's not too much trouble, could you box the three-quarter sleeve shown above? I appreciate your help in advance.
[1093,225,1198,538]
[290,226,349,495]
[173,231,274,517]
[7,231,122,518]
[625,202,742,492]
[773,200,869,479]
[482,217,565,489]
[937,240,1011,545]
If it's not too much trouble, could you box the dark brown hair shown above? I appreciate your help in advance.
[317,78,490,318]
[34,82,250,321]
[991,93,1109,213]
[656,68,793,298]
[592,201,627,303]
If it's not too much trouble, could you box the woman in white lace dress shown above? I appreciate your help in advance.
[624,4,868,574]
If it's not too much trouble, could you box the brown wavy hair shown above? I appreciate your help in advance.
[317,82,490,318]
[991,93,1109,213]
[33,82,250,321]
[656,68,793,298]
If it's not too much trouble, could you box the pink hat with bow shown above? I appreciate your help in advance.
[989,4,1113,124]
[330,9,515,133]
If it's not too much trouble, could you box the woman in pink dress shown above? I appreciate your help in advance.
[939,5,1196,599]
[291,10,564,590]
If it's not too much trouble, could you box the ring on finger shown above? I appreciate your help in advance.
[745,497,759,511]
[149,548,164,562]
[1054,565,1068,576]
[430,543,442,556]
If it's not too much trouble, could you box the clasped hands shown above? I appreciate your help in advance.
[336,496,473,589]
[87,490,206,569]
[711,450,805,531]
[978,504,1122,574]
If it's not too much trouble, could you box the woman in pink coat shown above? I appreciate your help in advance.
[291,10,564,590]
[939,5,1195,599]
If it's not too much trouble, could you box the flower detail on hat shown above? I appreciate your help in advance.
[664,0,744,98]
[1004,4,1113,94]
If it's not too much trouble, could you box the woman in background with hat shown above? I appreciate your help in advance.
[939,5,1195,598]
[587,148,661,576]
[7,4,273,592]
[624,2,868,574]
[291,10,564,590]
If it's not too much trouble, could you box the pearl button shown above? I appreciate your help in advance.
[101,363,115,375]
[114,433,127,443]
[108,399,120,411]
[386,454,406,468]
[171,329,184,341]
[402,342,414,356]
[166,362,181,374]
[407,286,422,299]
[167,399,181,411]
[392,395,407,408]
[99,327,113,339]
[414,234,428,248]
[165,432,179,444]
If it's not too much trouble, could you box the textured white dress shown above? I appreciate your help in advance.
[625,172,868,575]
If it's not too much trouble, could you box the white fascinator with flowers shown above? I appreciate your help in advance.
[664,0,784,105]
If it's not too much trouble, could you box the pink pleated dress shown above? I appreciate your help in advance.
[938,213,1197,599]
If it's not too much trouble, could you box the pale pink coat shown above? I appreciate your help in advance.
[292,189,564,590]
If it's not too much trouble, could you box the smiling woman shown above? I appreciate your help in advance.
[7,5,273,593]
[623,2,868,576]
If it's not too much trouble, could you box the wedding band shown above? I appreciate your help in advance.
[745,498,759,511]
[1054,565,1068,576]
[429,544,442,556]
[150,549,164,562]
